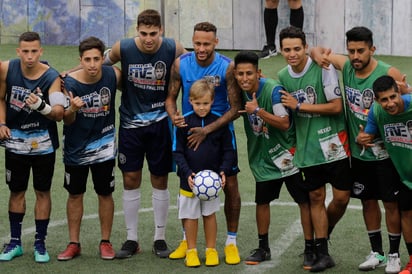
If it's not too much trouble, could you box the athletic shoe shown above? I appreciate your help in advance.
[258,45,277,59]
[205,248,219,266]
[400,260,412,274]
[34,241,50,263]
[0,242,23,261]
[115,240,140,259]
[303,249,316,270]
[57,243,81,261]
[99,242,115,260]
[224,244,241,265]
[358,251,386,270]
[169,240,187,259]
[185,249,200,267]
[152,240,171,258]
[310,253,335,272]
[244,248,271,265]
[385,253,401,274]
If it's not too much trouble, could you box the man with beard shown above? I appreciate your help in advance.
[311,26,412,273]
[166,21,242,265]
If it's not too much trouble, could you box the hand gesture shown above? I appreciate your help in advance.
[173,110,186,128]
[244,92,259,114]
[68,91,85,113]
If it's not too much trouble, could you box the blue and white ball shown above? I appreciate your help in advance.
[192,170,222,201]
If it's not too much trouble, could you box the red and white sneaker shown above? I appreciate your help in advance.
[100,242,115,260]
[58,243,81,261]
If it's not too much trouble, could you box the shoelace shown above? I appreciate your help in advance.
[3,242,18,253]
[34,242,46,255]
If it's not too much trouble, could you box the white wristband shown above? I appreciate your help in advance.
[29,97,42,110]
[39,104,52,115]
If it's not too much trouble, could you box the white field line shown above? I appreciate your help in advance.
[1,188,362,273]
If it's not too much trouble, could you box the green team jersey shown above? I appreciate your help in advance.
[371,94,412,189]
[278,58,350,168]
[242,78,299,182]
[342,60,390,160]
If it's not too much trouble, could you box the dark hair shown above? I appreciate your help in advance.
[362,89,374,98]
[372,75,398,98]
[234,51,259,69]
[193,22,217,35]
[79,36,105,56]
[19,31,41,43]
[279,26,306,49]
[346,26,373,48]
[137,9,161,27]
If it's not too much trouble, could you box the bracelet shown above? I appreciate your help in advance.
[253,107,261,115]
[295,103,301,112]
[0,123,6,127]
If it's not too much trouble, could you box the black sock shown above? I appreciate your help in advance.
[264,8,278,47]
[305,239,315,252]
[388,233,401,255]
[368,230,383,255]
[290,6,304,29]
[258,233,269,251]
[315,238,328,255]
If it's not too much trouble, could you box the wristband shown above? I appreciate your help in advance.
[253,107,261,115]
[39,104,52,115]
[295,103,301,112]
[29,97,43,110]
[0,123,6,127]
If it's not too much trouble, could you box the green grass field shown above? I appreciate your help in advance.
[0,45,411,273]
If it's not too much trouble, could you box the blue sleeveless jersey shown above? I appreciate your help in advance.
[63,66,117,165]
[119,37,176,128]
[4,59,60,155]
[179,52,231,115]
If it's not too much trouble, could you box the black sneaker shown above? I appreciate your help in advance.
[152,240,171,258]
[258,45,277,59]
[115,240,140,259]
[310,253,335,272]
[303,249,317,270]
[245,248,271,265]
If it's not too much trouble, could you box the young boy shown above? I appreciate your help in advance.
[172,79,234,267]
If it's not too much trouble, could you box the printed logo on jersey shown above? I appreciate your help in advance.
[10,85,32,112]
[384,121,412,148]
[79,87,111,118]
[247,113,269,139]
[128,61,167,90]
[290,88,319,118]
[383,120,412,149]
[345,86,374,120]
[203,75,221,87]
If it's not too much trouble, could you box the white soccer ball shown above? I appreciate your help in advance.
[192,170,222,201]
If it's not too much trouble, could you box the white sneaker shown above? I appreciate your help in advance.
[358,251,386,270]
[385,253,401,274]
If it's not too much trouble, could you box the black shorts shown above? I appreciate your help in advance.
[118,118,173,176]
[255,172,309,205]
[351,158,401,202]
[301,158,352,192]
[64,159,115,196]
[5,151,55,192]
[398,182,412,211]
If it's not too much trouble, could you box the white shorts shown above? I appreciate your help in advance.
[178,194,220,219]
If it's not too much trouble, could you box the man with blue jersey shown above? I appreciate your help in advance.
[57,37,121,261]
[0,31,65,263]
[357,75,412,274]
[102,9,186,259]
[165,21,242,265]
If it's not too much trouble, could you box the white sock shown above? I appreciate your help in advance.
[182,228,186,241]
[225,232,237,246]
[123,188,140,242]
[152,188,170,241]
